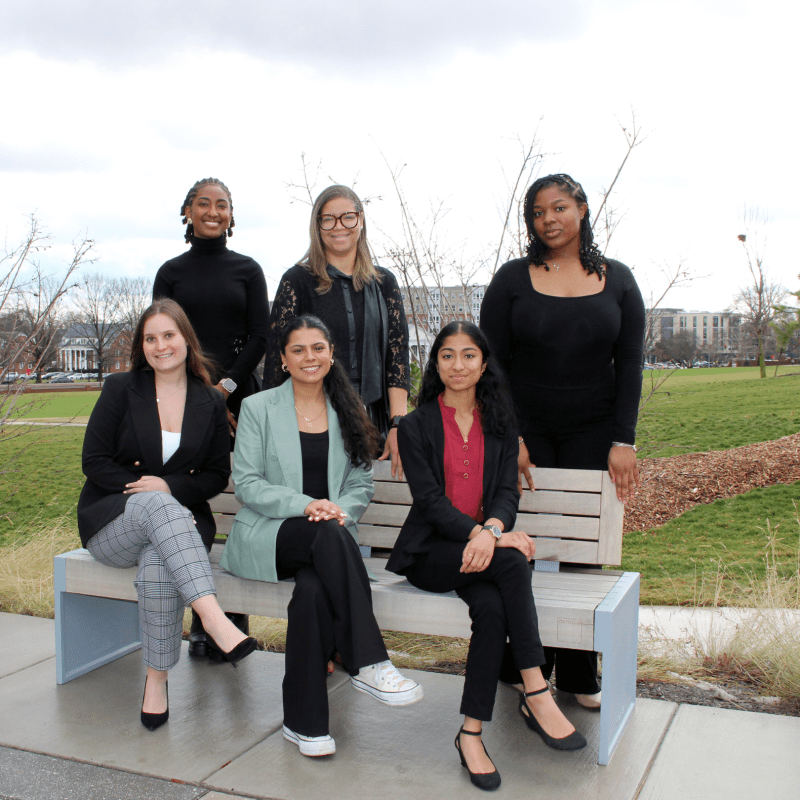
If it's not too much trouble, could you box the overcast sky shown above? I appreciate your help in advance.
[2,0,796,313]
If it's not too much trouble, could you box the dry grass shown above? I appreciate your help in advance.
[4,508,798,698]
[638,510,800,697]
[0,512,78,616]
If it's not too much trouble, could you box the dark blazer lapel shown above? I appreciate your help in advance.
[482,428,502,500]
[128,371,164,472]
[166,377,214,471]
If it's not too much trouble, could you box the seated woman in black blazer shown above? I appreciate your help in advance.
[386,321,586,791]
[77,299,257,732]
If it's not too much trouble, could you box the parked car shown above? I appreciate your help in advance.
[50,375,74,383]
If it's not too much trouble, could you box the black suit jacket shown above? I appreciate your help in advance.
[77,370,231,548]
[386,400,520,575]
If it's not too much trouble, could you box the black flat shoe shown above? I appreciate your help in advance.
[218,636,258,668]
[455,728,501,791]
[519,686,586,751]
[141,677,169,732]
[188,610,208,658]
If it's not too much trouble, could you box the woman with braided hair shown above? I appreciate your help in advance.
[480,173,645,708]
[153,177,269,658]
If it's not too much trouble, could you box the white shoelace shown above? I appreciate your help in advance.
[376,660,414,689]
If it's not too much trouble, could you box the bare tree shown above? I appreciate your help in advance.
[734,209,786,378]
[654,329,700,364]
[71,273,122,383]
[1,217,95,477]
[116,276,152,355]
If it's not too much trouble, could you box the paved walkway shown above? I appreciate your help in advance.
[1,610,799,800]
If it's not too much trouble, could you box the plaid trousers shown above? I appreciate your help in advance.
[87,491,216,671]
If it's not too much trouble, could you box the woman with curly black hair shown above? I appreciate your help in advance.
[387,321,585,790]
[480,173,645,708]
[220,315,422,757]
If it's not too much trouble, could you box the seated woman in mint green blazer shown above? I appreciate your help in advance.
[220,314,423,757]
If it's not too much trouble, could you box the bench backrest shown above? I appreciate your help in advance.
[211,459,624,567]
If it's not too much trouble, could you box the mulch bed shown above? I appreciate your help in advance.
[625,433,800,533]
[626,434,800,715]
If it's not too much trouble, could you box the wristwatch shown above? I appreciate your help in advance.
[220,378,237,393]
[390,415,404,429]
[481,525,502,541]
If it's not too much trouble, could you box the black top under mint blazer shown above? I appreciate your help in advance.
[385,399,520,575]
[77,370,231,549]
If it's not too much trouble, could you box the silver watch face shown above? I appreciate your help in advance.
[221,378,237,392]
[484,525,501,540]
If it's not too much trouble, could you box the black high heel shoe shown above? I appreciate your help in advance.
[218,636,258,668]
[455,728,501,791]
[141,677,169,732]
[519,686,586,750]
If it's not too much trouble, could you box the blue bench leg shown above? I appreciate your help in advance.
[54,552,142,684]
[594,572,640,765]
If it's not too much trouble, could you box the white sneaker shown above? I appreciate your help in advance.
[575,691,602,709]
[350,661,424,706]
[283,724,336,756]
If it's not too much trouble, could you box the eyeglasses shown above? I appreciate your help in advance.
[318,211,361,231]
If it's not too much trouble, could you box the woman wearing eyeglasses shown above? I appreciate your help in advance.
[264,185,410,478]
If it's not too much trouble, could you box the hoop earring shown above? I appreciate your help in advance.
[281,364,288,372]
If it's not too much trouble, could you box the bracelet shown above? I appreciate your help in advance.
[611,441,638,452]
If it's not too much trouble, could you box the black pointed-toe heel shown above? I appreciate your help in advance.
[454,728,501,791]
[220,636,258,668]
[519,686,586,750]
[140,677,169,732]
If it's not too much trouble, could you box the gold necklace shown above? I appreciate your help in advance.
[294,403,326,428]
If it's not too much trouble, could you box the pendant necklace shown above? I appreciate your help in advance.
[295,403,326,429]
[156,383,186,403]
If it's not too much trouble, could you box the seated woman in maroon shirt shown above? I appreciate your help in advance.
[386,321,586,791]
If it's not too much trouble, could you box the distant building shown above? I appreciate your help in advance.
[58,323,129,374]
[399,284,486,333]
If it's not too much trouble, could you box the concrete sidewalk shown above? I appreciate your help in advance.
[2,611,799,800]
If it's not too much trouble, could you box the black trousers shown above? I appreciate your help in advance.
[276,518,388,736]
[404,540,545,722]
[512,393,612,696]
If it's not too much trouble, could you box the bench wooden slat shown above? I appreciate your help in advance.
[597,471,625,565]
[518,490,600,516]
[517,514,599,540]
[359,503,410,526]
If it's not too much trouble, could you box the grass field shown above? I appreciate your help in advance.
[621,481,800,605]
[12,391,100,421]
[639,366,799,457]
[1,366,799,606]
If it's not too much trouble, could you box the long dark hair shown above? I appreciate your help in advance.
[280,315,380,467]
[130,299,215,385]
[417,321,515,438]
[523,173,606,279]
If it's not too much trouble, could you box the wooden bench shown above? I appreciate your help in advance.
[54,462,639,765]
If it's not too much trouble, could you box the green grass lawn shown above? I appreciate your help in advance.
[13,391,100,420]
[639,367,799,457]
[2,367,799,605]
[0,427,85,543]
[622,481,800,605]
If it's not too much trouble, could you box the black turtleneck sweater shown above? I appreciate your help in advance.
[152,236,269,399]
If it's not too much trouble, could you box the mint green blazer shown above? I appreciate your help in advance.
[219,380,374,583]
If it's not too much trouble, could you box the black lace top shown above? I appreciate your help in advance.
[263,264,410,395]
